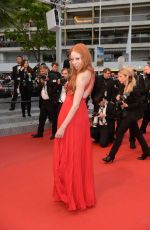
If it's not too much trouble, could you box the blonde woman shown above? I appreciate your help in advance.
[102,67,150,163]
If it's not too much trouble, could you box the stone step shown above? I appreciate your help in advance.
[0,119,51,136]
[0,97,51,136]
[0,97,39,110]
[0,107,40,116]
[0,112,40,124]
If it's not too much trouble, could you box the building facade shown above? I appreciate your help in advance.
[0,0,150,72]
[61,0,150,70]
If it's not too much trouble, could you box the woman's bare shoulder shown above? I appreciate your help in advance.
[76,70,92,83]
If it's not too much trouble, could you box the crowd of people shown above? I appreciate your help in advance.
[8,44,150,211]
[8,56,69,139]
[91,65,150,156]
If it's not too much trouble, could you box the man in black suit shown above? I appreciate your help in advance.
[90,96,115,147]
[140,65,150,134]
[9,56,23,110]
[32,63,62,139]
[128,68,146,149]
[91,68,115,112]
[48,62,62,139]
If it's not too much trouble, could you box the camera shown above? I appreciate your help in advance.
[115,93,129,118]
[116,93,129,107]
[59,78,67,86]
[92,112,99,127]
[39,74,47,81]
[92,111,107,127]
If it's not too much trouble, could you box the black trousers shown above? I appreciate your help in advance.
[140,105,150,132]
[37,100,59,137]
[50,101,59,137]
[129,127,136,143]
[109,117,149,159]
[10,88,18,109]
[116,120,136,143]
[91,122,115,147]
[57,102,63,115]
[21,93,31,116]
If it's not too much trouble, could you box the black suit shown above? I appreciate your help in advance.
[19,69,34,116]
[108,87,149,159]
[140,74,150,132]
[48,71,62,136]
[91,75,115,111]
[129,74,146,143]
[10,65,21,109]
[37,73,62,137]
[116,76,146,143]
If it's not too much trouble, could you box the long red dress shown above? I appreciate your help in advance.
[53,87,95,211]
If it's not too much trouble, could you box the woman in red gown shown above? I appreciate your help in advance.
[53,43,96,211]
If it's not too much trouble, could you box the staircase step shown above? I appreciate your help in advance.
[0,97,39,110]
[0,108,40,117]
[0,97,51,136]
[0,119,51,136]
[0,112,40,124]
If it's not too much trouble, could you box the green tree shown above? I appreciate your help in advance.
[5,0,56,62]
[0,0,18,27]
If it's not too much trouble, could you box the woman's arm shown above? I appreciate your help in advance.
[55,71,91,138]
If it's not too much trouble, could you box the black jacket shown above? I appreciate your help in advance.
[91,75,115,102]
[48,71,62,103]
[119,87,144,121]
[38,79,62,108]
[11,65,20,90]
[19,69,34,95]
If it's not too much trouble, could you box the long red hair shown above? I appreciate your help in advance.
[68,43,94,94]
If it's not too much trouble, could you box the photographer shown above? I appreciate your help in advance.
[57,68,69,113]
[91,68,115,112]
[32,66,52,138]
[19,59,34,117]
[32,64,62,139]
[9,56,23,111]
[90,96,115,147]
[140,65,150,134]
[48,62,62,139]
[102,68,150,163]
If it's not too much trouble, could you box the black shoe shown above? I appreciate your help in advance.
[130,141,136,149]
[102,155,114,163]
[32,133,43,138]
[22,114,26,117]
[50,135,55,140]
[9,107,15,111]
[137,149,150,160]
[28,114,31,117]
[137,155,148,160]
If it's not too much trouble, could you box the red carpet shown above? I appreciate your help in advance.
[0,127,150,230]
